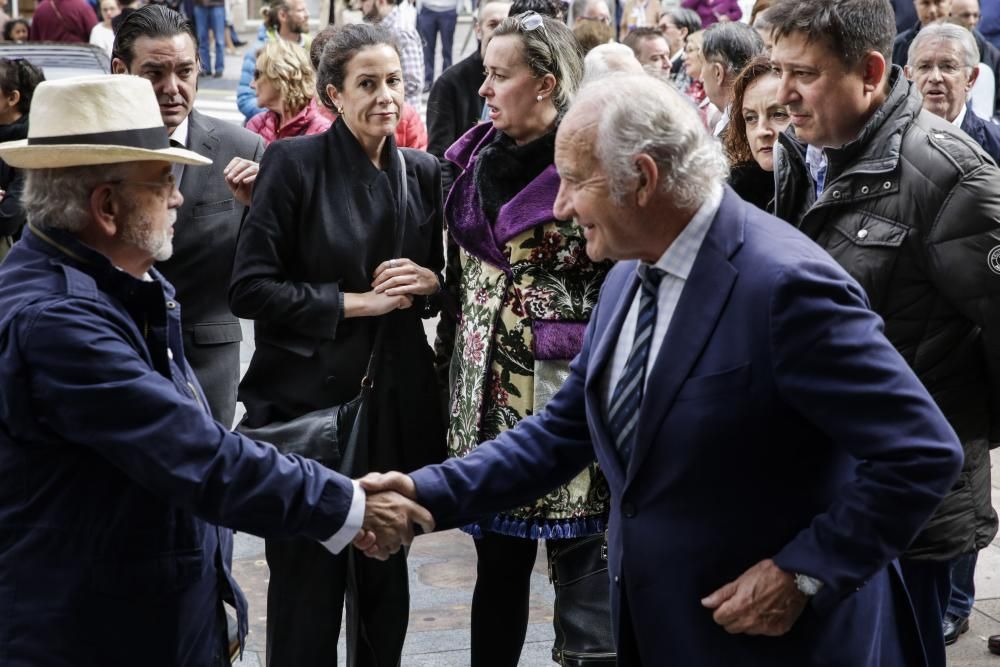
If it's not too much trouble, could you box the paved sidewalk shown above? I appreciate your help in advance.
[230,530,556,666]
[228,453,1000,665]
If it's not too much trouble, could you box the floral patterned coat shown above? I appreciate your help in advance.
[443,122,611,539]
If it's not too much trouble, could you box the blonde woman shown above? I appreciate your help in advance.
[246,38,330,145]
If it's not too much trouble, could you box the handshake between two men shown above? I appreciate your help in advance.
[352,472,431,561]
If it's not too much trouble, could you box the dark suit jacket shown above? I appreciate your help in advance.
[890,0,916,35]
[410,188,963,665]
[960,103,1000,164]
[426,49,485,196]
[157,110,264,429]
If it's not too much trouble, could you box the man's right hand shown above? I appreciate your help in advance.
[353,473,431,560]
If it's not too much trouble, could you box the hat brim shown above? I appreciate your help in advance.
[0,140,212,169]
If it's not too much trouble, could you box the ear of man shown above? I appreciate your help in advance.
[860,51,888,94]
[968,63,980,90]
[88,184,121,239]
[634,154,658,207]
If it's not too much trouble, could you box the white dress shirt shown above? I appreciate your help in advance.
[602,185,724,413]
[952,102,968,129]
[320,480,366,554]
[169,115,190,188]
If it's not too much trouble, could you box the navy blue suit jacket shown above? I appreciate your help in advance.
[410,188,963,665]
[960,104,1000,164]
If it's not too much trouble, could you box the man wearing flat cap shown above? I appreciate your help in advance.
[0,75,432,666]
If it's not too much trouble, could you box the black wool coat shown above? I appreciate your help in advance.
[230,120,447,473]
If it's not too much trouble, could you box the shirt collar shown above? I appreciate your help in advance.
[952,103,968,129]
[170,115,190,147]
[713,105,730,137]
[647,184,723,281]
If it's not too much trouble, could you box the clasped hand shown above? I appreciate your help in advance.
[352,472,433,560]
[371,258,439,298]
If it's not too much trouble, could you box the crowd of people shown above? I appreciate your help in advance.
[1,0,1000,665]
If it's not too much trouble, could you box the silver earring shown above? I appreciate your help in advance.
[536,94,543,102]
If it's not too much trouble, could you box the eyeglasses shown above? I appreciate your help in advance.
[576,14,609,24]
[519,11,547,35]
[109,174,178,200]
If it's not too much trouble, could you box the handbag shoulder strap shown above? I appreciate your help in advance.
[360,148,409,388]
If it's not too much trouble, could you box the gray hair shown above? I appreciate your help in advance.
[23,164,131,232]
[571,0,608,21]
[907,22,980,70]
[575,74,728,209]
[492,13,584,113]
[582,43,643,81]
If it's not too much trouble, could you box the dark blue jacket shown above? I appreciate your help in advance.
[410,188,964,665]
[983,2,1000,51]
[961,103,1000,164]
[0,226,354,666]
[890,0,916,35]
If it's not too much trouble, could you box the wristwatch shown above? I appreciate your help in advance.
[794,573,823,596]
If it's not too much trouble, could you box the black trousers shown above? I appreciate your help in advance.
[471,531,540,667]
[899,557,951,667]
[264,536,409,667]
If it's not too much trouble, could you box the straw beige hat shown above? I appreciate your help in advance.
[0,75,211,169]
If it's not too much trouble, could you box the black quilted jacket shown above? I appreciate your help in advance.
[773,68,1000,560]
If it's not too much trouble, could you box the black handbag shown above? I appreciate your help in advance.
[234,149,409,479]
[546,532,618,666]
[234,348,378,476]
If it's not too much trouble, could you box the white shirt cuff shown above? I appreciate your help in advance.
[319,480,365,554]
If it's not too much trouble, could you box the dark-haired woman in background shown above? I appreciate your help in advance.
[230,23,445,666]
[0,57,43,262]
[722,55,789,211]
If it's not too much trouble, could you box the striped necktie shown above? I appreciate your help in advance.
[608,265,665,461]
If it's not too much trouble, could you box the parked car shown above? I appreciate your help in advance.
[0,42,109,79]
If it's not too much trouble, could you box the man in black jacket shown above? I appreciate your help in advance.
[113,5,264,429]
[769,1,1000,665]
[427,0,511,195]
[905,20,1000,647]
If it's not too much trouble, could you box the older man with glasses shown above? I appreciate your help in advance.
[0,74,431,666]
[907,22,1000,161]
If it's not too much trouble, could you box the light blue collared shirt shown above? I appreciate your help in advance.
[805,144,828,201]
[603,184,724,412]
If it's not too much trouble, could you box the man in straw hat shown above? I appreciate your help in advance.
[0,75,432,666]
[112,4,264,431]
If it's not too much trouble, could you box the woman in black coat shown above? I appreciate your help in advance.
[229,23,446,666]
